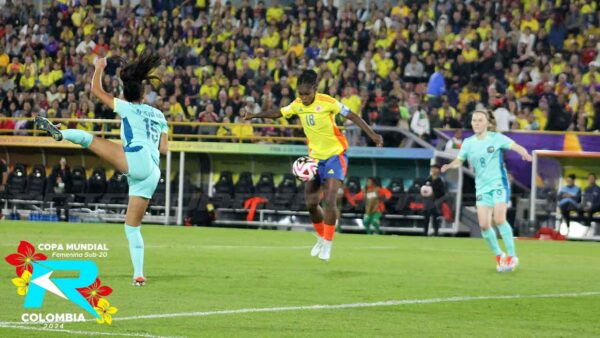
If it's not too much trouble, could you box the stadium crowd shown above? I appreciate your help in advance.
[1,0,600,146]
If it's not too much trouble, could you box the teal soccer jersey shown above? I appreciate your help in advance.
[114,98,168,166]
[457,132,514,194]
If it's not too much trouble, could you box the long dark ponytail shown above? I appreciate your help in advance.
[119,49,161,102]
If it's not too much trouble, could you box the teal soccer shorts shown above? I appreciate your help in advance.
[125,147,161,199]
[476,188,510,207]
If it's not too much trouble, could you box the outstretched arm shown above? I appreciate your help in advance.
[91,57,115,110]
[510,142,532,162]
[345,111,383,147]
[441,158,464,173]
[242,109,282,120]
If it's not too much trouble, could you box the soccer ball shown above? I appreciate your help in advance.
[292,156,318,182]
[420,184,433,197]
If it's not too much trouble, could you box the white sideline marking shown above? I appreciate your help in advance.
[0,323,181,338]
[146,245,397,250]
[1,291,598,327]
[112,291,600,322]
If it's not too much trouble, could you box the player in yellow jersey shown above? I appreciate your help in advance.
[244,70,383,260]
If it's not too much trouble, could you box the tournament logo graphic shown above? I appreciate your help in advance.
[487,146,495,153]
[4,241,118,325]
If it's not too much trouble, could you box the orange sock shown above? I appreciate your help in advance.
[313,221,324,237]
[323,224,335,241]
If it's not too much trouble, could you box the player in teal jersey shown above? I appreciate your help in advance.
[442,110,532,272]
[36,50,168,286]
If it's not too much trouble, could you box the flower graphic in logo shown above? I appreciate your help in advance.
[4,240,118,325]
[4,241,47,276]
[11,270,32,296]
[77,278,113,307]
[94,298,119,325]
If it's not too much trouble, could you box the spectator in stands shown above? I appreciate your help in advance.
[0,158,7,193]
[0,111,15,134]
[173,113,193,139]
[422,164,447,237]
[3,0,600,145]
[0,158,6,218]
[426,64,447,109]
[558,174,582,230]
[492,97,516,132]
[196,103,219,139]
[579,173,600,230]
[232,108,254,143]
[410,104,430,141]
[444,129,463,155]
[438,98,462,129]
[404,54,425,84]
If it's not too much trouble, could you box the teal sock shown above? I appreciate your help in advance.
[497,222,516,257]
[62,129,93,148]
[124,224,144,278]
[481,228,502,256]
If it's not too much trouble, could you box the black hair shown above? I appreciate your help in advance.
[366,177,380,187]
[298,69,318,88]
[119,49,161,102]
[590,173,597,179]
[568,174,576,180]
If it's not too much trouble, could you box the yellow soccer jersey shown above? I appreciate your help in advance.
[280,93,349,160]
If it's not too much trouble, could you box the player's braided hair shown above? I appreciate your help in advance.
[119,49,161,102]
[298,69,318,87]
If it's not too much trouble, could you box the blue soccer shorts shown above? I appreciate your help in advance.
[316,152,348,185]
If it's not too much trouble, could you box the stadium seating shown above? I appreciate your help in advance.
[342,176,362,212]
[271,174,298,210]
[232,172,254,208]
[169,171,194,208]
[150,172,167,207]
[6,164,28,199]
[211,171,234,208]
[25,164,47,201]
[85,167,107,203]
[254,172,276,206]
[289,191,307,212]
[405,178,428,214]
[214,171,234,196]
[100,172,128,204]
[346,176,362,195]
[386,178,407,213]
[70,166,87,195]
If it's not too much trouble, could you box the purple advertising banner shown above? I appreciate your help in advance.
[440,130,600,187]
[578,135,600,150]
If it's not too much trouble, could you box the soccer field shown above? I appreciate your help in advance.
[1,222,599,337]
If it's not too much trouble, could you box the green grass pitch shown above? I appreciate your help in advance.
[1,221,599,337]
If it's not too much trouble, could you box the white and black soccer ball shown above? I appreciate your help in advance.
[420,184,433,198]
[292,156,318,182]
